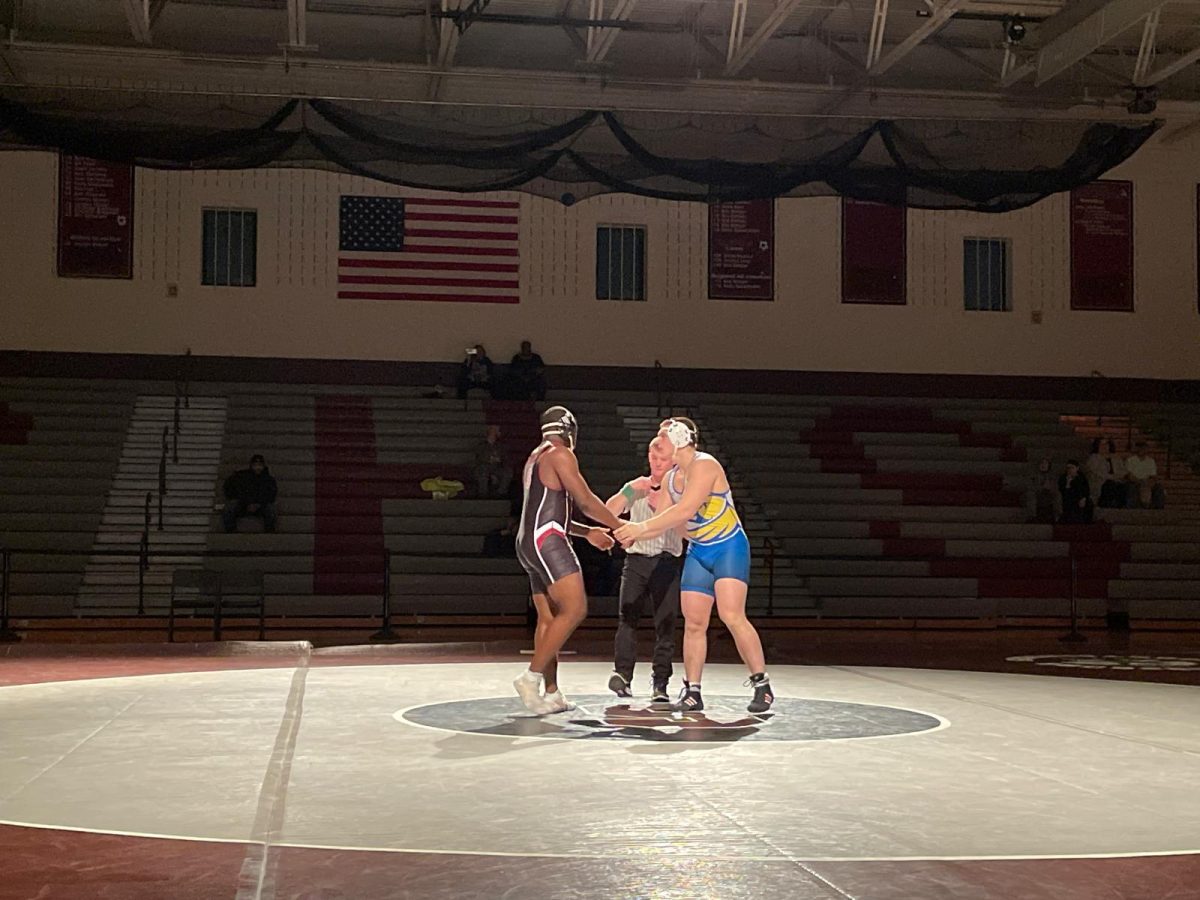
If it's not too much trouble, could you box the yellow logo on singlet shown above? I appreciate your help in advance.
[688,493,741,545]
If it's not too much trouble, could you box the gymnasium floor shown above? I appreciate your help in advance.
[1,630,1198,899]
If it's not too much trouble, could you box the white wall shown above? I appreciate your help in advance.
[1,139,1198,379]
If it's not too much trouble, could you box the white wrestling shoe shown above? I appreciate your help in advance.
[513,669,555,716]
[544,690,577,714]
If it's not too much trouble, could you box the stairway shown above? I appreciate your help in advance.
[76,395,228,613]
[616,404,816,613]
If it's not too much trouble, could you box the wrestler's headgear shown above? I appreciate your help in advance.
[664,417,698,449]
[541,405,578,450]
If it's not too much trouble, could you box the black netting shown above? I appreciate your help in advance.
[0,94,1159,211]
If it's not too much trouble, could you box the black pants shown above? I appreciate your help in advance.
[613,553,683,684]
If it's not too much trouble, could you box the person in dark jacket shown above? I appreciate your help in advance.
[1058,459,1093,525]
[222,454,278,532]
[507,340,546,401]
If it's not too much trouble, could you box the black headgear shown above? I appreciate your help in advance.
[540,406,578,450]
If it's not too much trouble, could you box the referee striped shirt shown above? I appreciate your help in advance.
[624,485,684,558]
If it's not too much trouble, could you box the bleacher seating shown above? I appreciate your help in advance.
[2,376,1200,628]
[696,395,1200,619]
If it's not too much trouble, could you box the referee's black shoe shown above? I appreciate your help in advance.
[607,671,632,698]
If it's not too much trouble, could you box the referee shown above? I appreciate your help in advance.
[605,436,685,703]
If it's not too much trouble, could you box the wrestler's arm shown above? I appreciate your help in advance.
[548,448,624,531]
[616,460,717,542]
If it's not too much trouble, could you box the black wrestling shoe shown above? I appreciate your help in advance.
[672,683,703,712]
[608,672,632,698]
[650,680,670,704]
[746,674,774,713]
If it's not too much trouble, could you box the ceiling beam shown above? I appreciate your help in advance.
[556,0,587,55]
[1139,42,1200,86]
[586,0,638,64]
[286,0,309,48]
[930,36,997,79]
[121,0,168,45]
[428,0,463,99]
[1137,26,1200,86]
[866,0,890,70]
[870,0,967,76]
[1132,7,1160,84]
[725,0,804,76]
[5,38,1179,123]
[726,0,748,68]
[1003,0,1167,87]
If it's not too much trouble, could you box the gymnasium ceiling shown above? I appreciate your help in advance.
[3,0,1200,126]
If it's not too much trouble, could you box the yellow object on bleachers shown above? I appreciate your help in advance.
[420,477,465,500]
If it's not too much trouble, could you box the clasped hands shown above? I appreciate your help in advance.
[585,522,646,551]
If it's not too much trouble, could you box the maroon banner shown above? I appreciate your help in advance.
[708,200,773,300]
[842,198,906,305]
[1070,180,1133,311]
[57,154,134,279]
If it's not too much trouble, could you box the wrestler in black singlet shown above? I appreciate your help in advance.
[516,440,582,594]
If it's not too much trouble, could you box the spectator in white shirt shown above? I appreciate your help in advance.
[1086,438,1127,508]
[1124,442,1165,509]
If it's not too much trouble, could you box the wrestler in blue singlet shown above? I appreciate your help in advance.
[665,452,752,597]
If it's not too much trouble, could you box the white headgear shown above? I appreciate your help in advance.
[665,418,696,449]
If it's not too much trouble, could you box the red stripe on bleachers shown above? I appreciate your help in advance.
[798,430,855,444]
[900,489,1022,507]
[809,443,867,459]
[868,521,901,538]
[862,473,1004,491]
[820,458,877,474]
[313,395,469,595]
[881,538,945,558]
[826,405,934,420]
[483,399,540,469]
[959,432,1013,449]
[1053,522,1112,542]
[0,401,33,445]
[815,418,965,434]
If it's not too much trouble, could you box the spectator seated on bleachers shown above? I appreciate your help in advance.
[482,515,518,558]
[222,454,278,533]
[1058,459,1094,524]
[1085,438,1127,508]
[505,340,546,401]
[1028,457,1058,524]
[1124,442,1165,509]
[474,424,512,499]
[456,344,495,400]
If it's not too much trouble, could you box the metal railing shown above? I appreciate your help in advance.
[0,546,15,642]
[157,426,168,530]
[139,492,151,615]
[0,547,440,642]
[763,536,778,617]
[176,347,191,411]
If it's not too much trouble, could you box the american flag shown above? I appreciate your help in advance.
[337,195,520,304]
